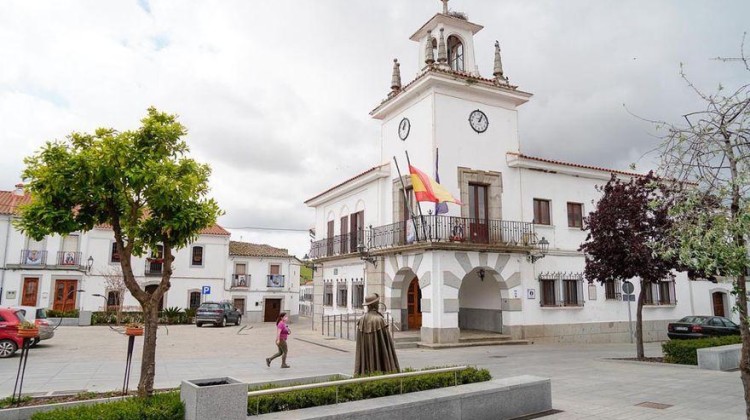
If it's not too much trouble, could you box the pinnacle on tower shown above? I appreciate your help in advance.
[424,30,435,66]
[493,40,509,85]
[437,28,448,65]
[390,59,402,94]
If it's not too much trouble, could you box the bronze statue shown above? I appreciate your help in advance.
[354,293,400,375]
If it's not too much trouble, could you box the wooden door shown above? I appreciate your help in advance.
[468,184,489,243]
[264,299,281,322]
[326,220,334,256]
[22,278,39,306]
[712,292,725,317]
[407,278,422,330]
[233,298,245,315]
[53,280,78,312]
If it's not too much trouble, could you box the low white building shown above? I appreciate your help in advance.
[305,4,737,344]
[226,241,301,323]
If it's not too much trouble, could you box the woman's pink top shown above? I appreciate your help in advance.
[278,321,289,341]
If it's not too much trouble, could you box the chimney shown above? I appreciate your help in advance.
[13,183,24,196]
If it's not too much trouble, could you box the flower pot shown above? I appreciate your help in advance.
[125,327,144,336]
[18,328,39,339]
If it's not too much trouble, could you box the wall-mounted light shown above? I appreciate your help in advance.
[86,256,94,273]
[527,237,549,264]
[357,243,377,268]
[478,269,485,281]
[303,253,317,272]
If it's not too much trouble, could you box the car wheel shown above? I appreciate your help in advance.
[29,338,40,348]
[236,316,241,326]
[196,322,202,328]
[219,317,226,327]
[0,339,18,358]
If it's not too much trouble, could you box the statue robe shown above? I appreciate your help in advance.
[354,309,400,375]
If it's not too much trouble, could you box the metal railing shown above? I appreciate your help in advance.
[308,215,535,259]
[19,249,47,266]
[247,365,468,413]
[231,274,250,288]
[144,260,163,276]
[267,274,285,288]
[321,312,397,341]
[57,251,81,266]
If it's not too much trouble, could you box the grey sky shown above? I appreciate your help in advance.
[1,0,748,257]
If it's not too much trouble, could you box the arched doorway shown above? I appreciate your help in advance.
[144,284,165,311]
[712,292,726,317]
[407,277,422,330]
[458,268,503,333]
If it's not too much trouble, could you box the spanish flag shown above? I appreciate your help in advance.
[409,165,462,205]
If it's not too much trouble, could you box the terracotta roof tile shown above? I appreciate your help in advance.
[229,241,290,258]
[507,152,645,178]
[0,191,32,215]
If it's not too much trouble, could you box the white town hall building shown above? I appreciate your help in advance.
[305,2,737,344]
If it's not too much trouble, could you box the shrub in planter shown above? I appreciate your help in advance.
[662,335,742,365]
[247,366,490,415]
[47,309,79,318]
[30,392,183,420]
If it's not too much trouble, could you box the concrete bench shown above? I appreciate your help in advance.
[697,344,741,371]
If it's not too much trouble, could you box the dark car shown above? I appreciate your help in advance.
[0,307,28,358]
[668,316,740,339]
[196,302,242,327]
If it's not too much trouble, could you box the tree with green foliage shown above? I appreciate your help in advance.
[649,39,750,415]
[579,172,680,360]
[16,108,222,397]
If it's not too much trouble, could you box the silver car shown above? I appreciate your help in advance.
[196,302,242,327]
[16,306,54,346]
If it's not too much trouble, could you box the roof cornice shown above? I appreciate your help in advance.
[305,163,391,207]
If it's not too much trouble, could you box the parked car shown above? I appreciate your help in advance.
[0,307,27,358]
[16,306,54,347]
[667,316,740,339]
[195,302,242,327]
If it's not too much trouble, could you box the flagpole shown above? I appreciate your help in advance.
[393,156,420,242]
[404,151,430,241]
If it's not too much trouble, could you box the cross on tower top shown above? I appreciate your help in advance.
[440,0,449,14]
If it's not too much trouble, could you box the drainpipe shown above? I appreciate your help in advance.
[0,215,12,305]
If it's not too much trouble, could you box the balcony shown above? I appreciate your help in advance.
[144,259,163,276]
[308,215,536,259]
[57,251,82,267]
[18,249,48,266]
[267,274,285,288]
[231,273,250,288]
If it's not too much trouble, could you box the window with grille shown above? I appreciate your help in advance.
[644,280,676,305]
[337,284,348,307]
[533,199,551,225]
[110,242,120,263]
[191,246,204,267]
[540,278,556,307]
[324,284,333,306]
[604,280,622,300]
[539,273,584,307]
[107,291,121,308]
[189,291,201,309]
[352,283,364,308]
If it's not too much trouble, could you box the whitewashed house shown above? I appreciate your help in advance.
[305,3,737,344]
[226,241,301,323]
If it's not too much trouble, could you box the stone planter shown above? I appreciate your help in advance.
[181,377,246,420]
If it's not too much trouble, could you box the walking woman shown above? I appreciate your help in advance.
[266,312,290,368]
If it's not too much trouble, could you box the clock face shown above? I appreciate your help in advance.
[469,110,489,133]
[398,117,410,140]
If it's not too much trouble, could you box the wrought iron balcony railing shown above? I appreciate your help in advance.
[231,274,250,288]
[144,259,163,276]
[57,251,82,266]
[19,249,48,266]
[267,274,285,288]
[308,215,536,259]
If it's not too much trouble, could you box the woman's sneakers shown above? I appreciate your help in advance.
[281,364,290,368]
[265,358,271,367]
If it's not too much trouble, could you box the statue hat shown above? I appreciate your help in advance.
[363,293,380,306]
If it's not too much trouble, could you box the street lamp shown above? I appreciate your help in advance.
[527,237,549,263]
[357,243,377,268]
[86,256,94,273]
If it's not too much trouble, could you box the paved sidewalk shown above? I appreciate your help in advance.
[0,319,744,419]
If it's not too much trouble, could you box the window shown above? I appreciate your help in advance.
[191,246,204,267]
[567,202,583,228]
[106,291,121,308]
[604,280,621,300]
[189,291,201,310]
[110,242,121,263]
[645,280,676,305]
[337,284,348,307]
[327,220,334,256]
[324,284,333,306]
[533,199,551,225]
[447,35,464,72]
[350,211,364,252]
[540,278,556,306]
[340,216,349,254]
[563,278,582,306]
[352,284,365,308]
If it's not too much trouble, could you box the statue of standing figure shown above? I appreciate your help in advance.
[354,293,400,376]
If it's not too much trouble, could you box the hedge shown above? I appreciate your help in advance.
[662,335,742,365]
[30,392,183,420]
[247,366,491,416]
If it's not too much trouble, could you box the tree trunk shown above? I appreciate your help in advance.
[137,303,159,397]
[636,282,645,360]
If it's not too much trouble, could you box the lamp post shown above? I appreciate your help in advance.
[527,237,549,264]
[86,256,94,273]
[357,244,377,267]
